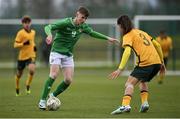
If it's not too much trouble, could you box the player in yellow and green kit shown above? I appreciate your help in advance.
[14,16,37,96]
[156,30,173,84]
[38,6,119,110]
[109,15,166,114]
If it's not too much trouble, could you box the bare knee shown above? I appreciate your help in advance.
[62,67,74,85]
[29,70,35,75]
[124,82,135,96]
[124,76,140,96]
[49,72,58,79]
[28,64,35,75]
[64,77,73,84]
[16,70,23,78]
[49,64,60,79]
[125,82,134,90]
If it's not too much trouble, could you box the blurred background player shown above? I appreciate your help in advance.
[14,15,37,96]
[109,15,166,114]
[38,6,119,110]
[156,30,173,84]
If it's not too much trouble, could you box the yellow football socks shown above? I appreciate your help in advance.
[25,74,33,94]
[140,91,148,104]
[122,95,131,106]
[15,75,20,96]
[15,73,34,95]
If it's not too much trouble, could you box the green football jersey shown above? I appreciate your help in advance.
[45,17,108,56]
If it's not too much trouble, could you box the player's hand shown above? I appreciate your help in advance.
[23,40,30,45]
[107,37,120,45]
[159,63,166,75]
[46,35,53,45]
[108,69,122,80]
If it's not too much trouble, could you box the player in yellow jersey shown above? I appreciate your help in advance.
[156,30,173,84]
[109,15,166,114]
[14,16,37,96]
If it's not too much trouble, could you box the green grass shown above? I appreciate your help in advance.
[0,67,180,118]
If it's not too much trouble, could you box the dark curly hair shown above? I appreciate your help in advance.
[21,15,31,23]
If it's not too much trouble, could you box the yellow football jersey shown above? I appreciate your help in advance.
[122,29,161,67]
[14,29,36,60]
[156,36,172,58]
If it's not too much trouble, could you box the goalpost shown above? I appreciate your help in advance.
[0,18,121,68]
[134,15,180,75]
[134,15,180,28]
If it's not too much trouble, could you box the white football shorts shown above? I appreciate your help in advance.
[49,52,74,68]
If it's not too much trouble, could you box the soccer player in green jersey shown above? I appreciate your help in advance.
[38,6,119,110]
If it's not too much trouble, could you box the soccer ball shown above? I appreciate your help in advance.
[46,97,61,111]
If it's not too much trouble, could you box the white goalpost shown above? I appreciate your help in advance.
[134,15,180,75]
[134,15,180,28]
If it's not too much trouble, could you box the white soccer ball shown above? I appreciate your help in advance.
[46,97,61,111]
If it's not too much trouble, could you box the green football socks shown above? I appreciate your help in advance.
[41,77,55,100]
[53,81,70,97]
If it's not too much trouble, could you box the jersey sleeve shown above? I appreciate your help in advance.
[89,31,108,40]
[82,24,108,40]
[44,18,68,36]
[118,46,131,69]
[51,19,68,30]
[14,31,23,48]
[82,24,93,34]
[122,35,133,48]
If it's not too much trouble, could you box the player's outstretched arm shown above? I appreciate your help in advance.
[107,37,120,44]
[88,30,120,44]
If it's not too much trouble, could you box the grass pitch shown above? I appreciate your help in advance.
[0,67,180,118]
